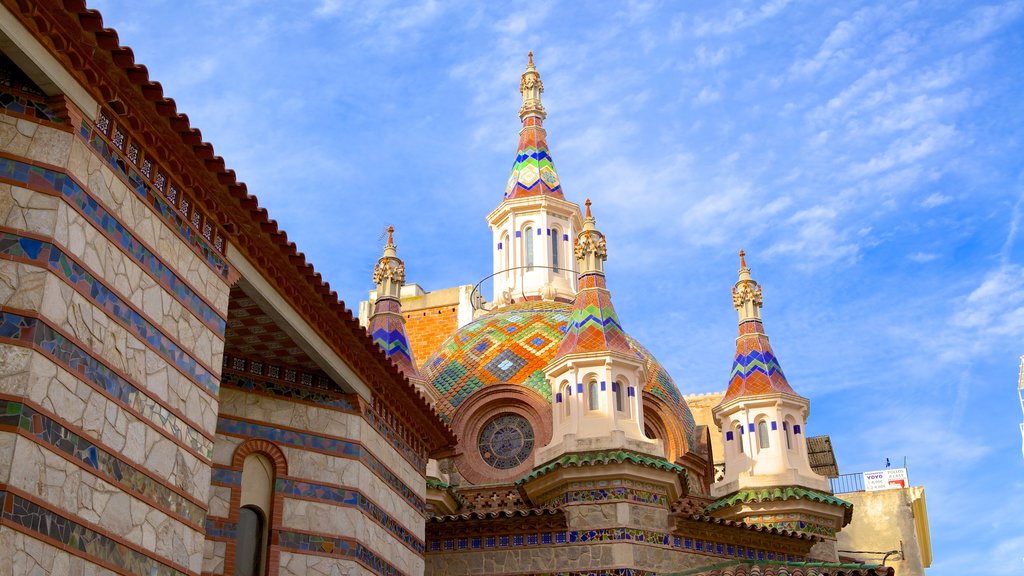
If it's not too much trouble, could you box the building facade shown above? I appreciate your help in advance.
[1,2,897,576]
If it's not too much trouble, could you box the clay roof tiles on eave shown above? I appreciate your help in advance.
[428,507,564,523]
[28,0,456,452]
[676,513,822,543]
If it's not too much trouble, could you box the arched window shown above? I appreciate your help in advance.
[551,230,559,272]
[236,453,273,576]
[757,420,770,450]
[784,419,793,450]
[236,506,264,576]
[614,380,625,413]
[561,383,572,417]
[525,227,534,270]
[736,425,744,454]
[588,381,599,411]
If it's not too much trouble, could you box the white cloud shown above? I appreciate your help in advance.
[921,192,952,208]
[849,124,958,178]
[692,0,791,36]
[908,251,939,263]
[693,86,720,105]
[956,0,1024,43]
[951,264,1024,338]
[789,13,863,77]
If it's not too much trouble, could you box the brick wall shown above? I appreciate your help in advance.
[404,305,460,366]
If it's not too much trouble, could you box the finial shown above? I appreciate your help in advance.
[739,250,746,268]
[387,225,394,245]
[585,198,592,218]
[528,51,534,66]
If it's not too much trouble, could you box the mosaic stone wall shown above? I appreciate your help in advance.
[208,384,429,576]
[1,79,230,574]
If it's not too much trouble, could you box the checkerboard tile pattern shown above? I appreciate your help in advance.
[420,301,697,447]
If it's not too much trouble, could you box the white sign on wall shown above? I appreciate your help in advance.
[863,468,908,491]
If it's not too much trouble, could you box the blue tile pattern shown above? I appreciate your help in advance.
[0,232,219,395]
[0,157,227,333]
[0,312,214,460]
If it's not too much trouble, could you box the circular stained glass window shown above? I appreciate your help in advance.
[478,414,535,469]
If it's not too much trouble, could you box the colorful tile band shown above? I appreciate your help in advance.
[0,157,227,334]
[216,417,426,515]
[78,122,229,278]
[0,312,214,460]
[427,525,802,565]
[723,320,797,402]
[219,371,428,471]
[0,399,206,528]
[277,529,403,576]
[277,478,425,554]
[0,232,219,395]
[0,490,188,576]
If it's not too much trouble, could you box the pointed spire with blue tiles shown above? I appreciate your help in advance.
[554,200,631,359]
[722,251,798,403]
[504,52,563,201]
[367,226,419,379]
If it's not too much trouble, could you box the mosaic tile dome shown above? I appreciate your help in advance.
[420,300,697,448]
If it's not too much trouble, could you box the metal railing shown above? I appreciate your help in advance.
[829,472,865,494]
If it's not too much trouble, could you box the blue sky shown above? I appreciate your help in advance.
[89,0,1023,572]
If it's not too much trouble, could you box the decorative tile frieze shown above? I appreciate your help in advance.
[277,478,425,554]
[0,93,63,124]
[221,355,340,396]
[80,130,229,279]
[277,529,403,576]
[218,366,429,472]
[426,525,802,565]
[0,399,206,527]
[0,232,220,395]
[0,312,214,460]
[364,404,427,472]
[216,417,426,515]
[0,157,228,333]
[0,489,189,576]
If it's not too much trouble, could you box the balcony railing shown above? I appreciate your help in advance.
[829,472,865,494]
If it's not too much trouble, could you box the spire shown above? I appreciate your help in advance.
[367,227,419,379]
[505,52,563,200]
[721,251,797,402]
[555,201,630,358]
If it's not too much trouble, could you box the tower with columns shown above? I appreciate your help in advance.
[487,52,583,305]
[536,199,660,464]
[707,252,852,545]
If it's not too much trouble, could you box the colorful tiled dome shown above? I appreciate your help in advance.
[420,300,697,448]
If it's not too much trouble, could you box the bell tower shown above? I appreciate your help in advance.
[487,53,583,306]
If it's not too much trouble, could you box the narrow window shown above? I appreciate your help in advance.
[562,383,572,417]
[784,421,792,449]
[588,382,599,411]
[758,421,770,450]
[236,506,264,576]
[737,425,744,453]
[551,232,559,272]
[614,381,625,413]
[502,232,510,277]
[525,227,534,270]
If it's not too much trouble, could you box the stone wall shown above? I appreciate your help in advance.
[205,384,428,576]
[1,88,229,574]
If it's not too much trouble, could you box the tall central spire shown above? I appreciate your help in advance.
[505,53,563,200]
[488,53,581,306]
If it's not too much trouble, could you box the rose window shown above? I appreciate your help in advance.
[477,414,535,469]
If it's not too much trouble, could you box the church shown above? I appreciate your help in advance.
[0,2,895,575]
